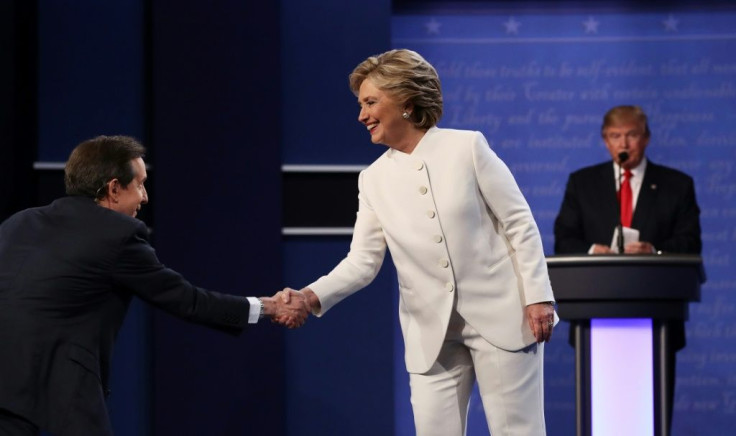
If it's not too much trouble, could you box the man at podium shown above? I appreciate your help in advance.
[554,105,701,255]
[553,105,702,433]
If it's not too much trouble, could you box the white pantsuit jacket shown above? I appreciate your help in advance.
[309,127,556,374]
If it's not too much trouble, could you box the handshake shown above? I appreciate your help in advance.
[260,287,320,329]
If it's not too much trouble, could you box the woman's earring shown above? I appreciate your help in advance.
[402,112,410,119]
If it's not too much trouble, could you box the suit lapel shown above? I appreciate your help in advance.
[598,164,620,233]
[632,162,658,230]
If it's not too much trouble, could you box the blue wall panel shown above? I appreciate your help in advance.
[281,0,392,165]
[283,237,396,436]
[37,0,145,161]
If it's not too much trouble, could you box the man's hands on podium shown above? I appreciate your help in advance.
[591,241,655,254]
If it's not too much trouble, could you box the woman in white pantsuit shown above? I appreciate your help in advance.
[281,49,557,435]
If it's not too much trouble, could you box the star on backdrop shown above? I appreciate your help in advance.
[425,18,442,35]
[582,16,600,34]
[503,17,521,35]
[663,14,679,32]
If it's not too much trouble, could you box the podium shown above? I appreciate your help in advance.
[547,255,704,436]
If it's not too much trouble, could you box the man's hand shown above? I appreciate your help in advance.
[277,287,322,314]
[591,243,613,254]
[526,302,556,343]
[624,241,655,254]
[260,290,310,329]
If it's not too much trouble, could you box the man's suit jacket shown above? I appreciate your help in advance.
[309,127,556,374]
[553,159,702,350]
[0,196,251,435]
[554,160,701,255]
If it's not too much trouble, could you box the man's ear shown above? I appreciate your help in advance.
[107,179,121,202]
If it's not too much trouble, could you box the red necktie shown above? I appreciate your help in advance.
[619,169,633,228]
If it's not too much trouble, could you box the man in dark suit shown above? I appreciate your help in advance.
[555,105,701,255]
[0,135,307,436]
[554,105,702,435]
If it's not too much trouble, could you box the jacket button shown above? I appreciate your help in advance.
[439,258,449,268]
[446,282,455,292]
[415,161,424,171]
[433,235,443,243]
[427,210,435,218]
[418,186,428,195]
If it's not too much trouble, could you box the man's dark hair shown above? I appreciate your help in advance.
[64,135,146,200]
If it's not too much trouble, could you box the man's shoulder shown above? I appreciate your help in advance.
[569,161,610,179]
[3,204,46,221]
[0,205,45,233]
[646,161,694,182]
[51,196,149,239]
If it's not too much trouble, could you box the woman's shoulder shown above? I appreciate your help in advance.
[362,149,391,173]
[428,126,482,141]
[416,127,483,152]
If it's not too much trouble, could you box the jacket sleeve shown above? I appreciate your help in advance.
[658,174,702,254]
[553,173,595,254]
[307,170,387,315]
[111,222,250,335]
[470,132,555,305]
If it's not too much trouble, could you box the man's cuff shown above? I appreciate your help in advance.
[246,297,262,324]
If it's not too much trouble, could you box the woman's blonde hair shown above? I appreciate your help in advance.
[349,49,443,129]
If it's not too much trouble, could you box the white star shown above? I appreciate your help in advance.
[503,17,521,35]
[425,18,442,35]
[582,16,600,34]
[663,14,679,32]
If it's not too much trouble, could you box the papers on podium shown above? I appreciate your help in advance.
[610,226,640,253]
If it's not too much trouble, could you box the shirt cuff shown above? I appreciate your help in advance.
[246,297,261,324]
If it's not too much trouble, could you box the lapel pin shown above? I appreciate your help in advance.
[650,184,657,190]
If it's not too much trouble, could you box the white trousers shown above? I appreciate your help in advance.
[409,311,546,436]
